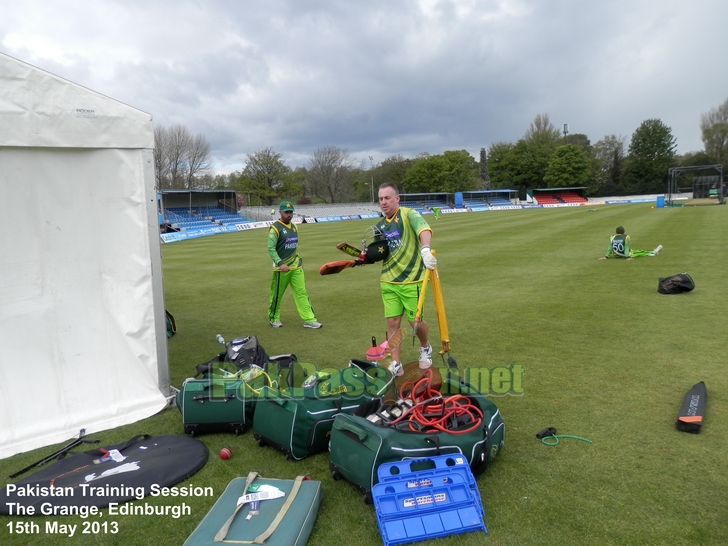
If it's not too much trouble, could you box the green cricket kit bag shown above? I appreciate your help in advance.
[176,368,272,436]
[328,370,505,502]
[252,360,392,460]
[176,332,295,436]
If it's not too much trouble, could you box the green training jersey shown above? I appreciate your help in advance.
[607,234,631,258]
[375,206,431,284]
[268,221,302,269]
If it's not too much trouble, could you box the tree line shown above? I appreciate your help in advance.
[153,97,728,204]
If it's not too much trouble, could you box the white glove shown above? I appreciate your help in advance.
[420,246,437,270]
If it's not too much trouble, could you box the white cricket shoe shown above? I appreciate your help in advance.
[653,245,663,255]
[303,321,322,329]
[419,343,433,369]
[388,360,403,377]
[270,320,283,328]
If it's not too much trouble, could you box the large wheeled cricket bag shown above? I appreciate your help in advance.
[252,360,392,460]
[176,352,295,437]
[176,375,265,436]
[328,371,505,502]
[183,473,322,546]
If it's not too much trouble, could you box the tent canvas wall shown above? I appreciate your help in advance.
[0,53,169,459]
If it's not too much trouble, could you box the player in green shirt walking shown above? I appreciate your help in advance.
[598,226,662,261]
[267,202,321,329]
[375,184,437,376]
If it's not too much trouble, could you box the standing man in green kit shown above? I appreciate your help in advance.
[267,202,321,329]
[375,184,437,376]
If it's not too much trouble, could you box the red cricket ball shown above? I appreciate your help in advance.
[220,447,232,460]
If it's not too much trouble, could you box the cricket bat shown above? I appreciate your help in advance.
[336,242,363,258]
[319,259,365,275]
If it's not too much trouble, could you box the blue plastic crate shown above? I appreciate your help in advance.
[372,455,486,546]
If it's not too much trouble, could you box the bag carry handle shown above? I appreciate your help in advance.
[86,434,150,456]
[214,471,258,542]
[424,435,441,455]
[335,420,368,441]
[215,475,307,545]
[252,476,305,544]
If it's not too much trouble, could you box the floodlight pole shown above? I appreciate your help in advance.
[369,156,375,203]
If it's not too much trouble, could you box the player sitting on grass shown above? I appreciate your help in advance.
[599,226,662,261]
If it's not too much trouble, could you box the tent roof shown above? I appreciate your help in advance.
[0,52,154,148]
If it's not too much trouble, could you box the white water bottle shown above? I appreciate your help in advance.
[216,334,225,345]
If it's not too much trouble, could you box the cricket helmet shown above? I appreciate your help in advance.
[362,225,389,262]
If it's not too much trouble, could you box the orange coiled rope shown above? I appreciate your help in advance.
[391,370,483,434]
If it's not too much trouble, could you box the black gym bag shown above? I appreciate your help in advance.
[0,434,208,514]
[658,273,695,294]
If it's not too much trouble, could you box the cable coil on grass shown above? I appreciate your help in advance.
[389,370,483,434]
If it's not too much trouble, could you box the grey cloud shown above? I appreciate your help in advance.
[2,0,727,169]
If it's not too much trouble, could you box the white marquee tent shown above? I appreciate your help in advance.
[0,53,169,459]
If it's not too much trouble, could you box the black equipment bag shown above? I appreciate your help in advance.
[226,335,269,369]
[195,335,270,377]
[0,434,208,514]
[658,273,695,294]
[676,381,707,433]
[166,310,177,337]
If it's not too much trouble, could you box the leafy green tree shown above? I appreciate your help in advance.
[543,145,591,188]
[402,150,478,193]
[499,114,564,196]
[558,133,600,194]
[678,151,713,168]
[403,154,447,193]
[593,135,626,196]
[625,119,677,194]
[288,167,308,201]
[236,147,295,206]
[509,138,554,193]
[378,154,414,190]
[560,133,591,149]
[479,147,491,189]
[700,97,728,168]
[486,142,516,189]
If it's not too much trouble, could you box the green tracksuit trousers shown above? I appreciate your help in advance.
[268,268,316,323]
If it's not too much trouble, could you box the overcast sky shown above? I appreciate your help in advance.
[3,0,727,173]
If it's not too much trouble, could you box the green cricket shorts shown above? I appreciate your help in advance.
[381,282,421,322]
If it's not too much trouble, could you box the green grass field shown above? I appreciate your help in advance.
[2,204,726,546]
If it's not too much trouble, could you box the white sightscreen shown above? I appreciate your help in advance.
[0,147,168,459]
